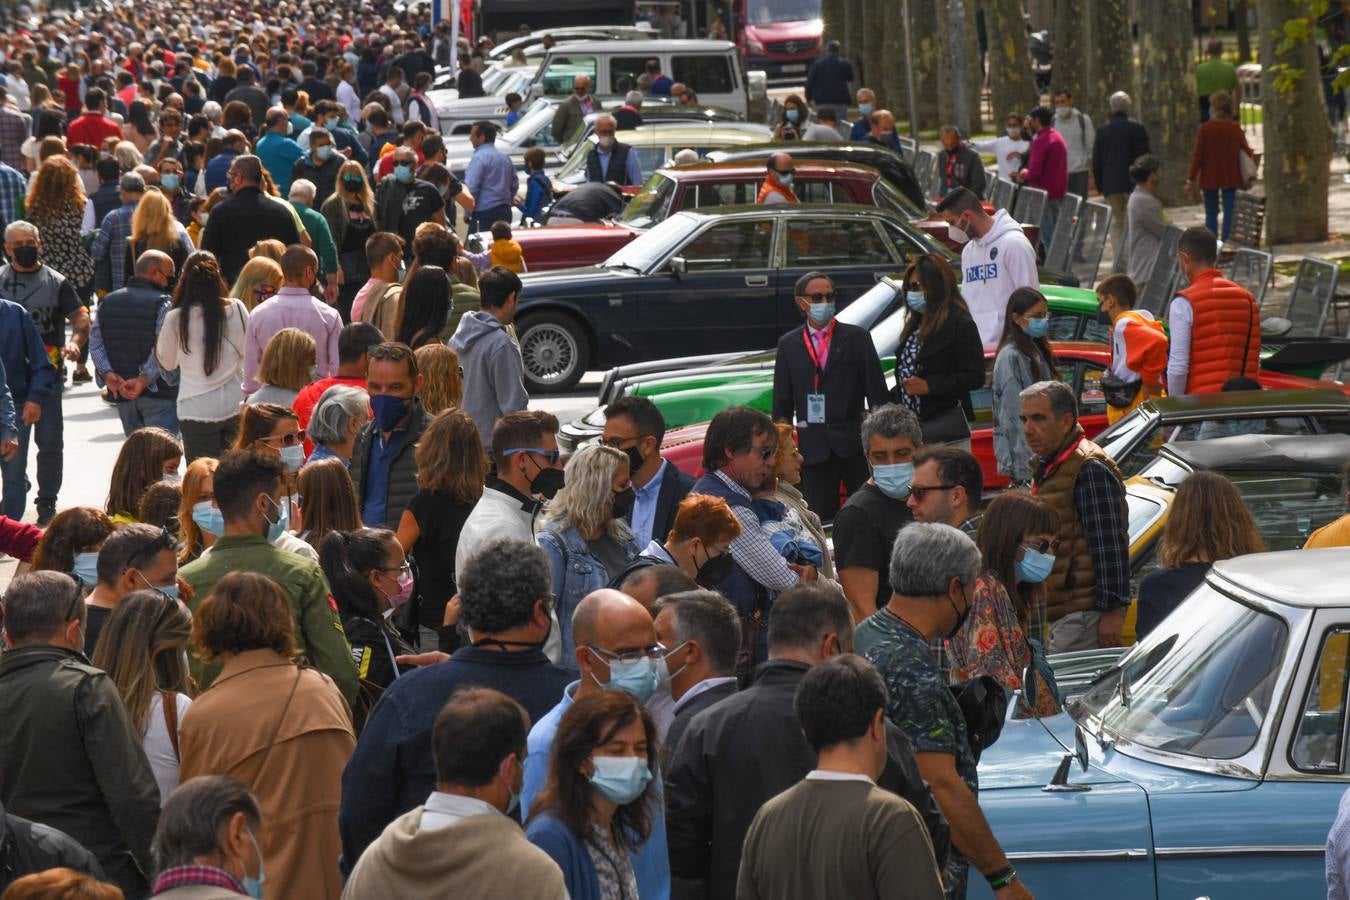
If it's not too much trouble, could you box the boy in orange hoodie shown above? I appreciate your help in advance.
[487,220,526,273]
[1097,273,1169,424]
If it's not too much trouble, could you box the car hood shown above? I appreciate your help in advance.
[510,222,637,248]
[978,712,1129,791]
[431,94,509,116]
[518,264,630,293]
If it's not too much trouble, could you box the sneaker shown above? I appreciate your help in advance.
[71,367,92,385]
[36,503,56,527]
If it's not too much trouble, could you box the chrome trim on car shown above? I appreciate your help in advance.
[1004,849,1151,862]
[1153,845,1325,858]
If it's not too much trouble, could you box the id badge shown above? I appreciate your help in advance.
[806,393,826,424]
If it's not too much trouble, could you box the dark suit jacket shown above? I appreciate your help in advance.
[650,459,696,543]
[662,679,737,770]
[1093,112,1151,196]
[891,306,985,423]
[199,186,301,285]
[772,320,888,466]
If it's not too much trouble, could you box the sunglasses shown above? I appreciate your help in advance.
[908,483,956,501]
[1022,539,1062,555]
[368,343,415,363]
[125,525,175,570]
[803,291,835,303]
[504,446,561,465]
[255,284,278,300]
[260,429,305,448]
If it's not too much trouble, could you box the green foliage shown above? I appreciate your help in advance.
[1270,0,1328,95]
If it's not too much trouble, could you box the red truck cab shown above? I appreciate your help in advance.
[734,0,823,83]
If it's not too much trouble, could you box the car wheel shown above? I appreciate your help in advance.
[518,312,590,393]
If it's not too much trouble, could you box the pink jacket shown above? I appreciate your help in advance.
[1023,126,1069,199]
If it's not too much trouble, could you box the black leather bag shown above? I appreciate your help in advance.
[950,675,1009,762]
[1100,372,1143,410]
[921,404,971,444]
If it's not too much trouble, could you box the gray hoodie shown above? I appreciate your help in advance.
[448,310,528,448]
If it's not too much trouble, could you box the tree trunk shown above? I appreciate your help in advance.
[881,0,910,123]
[1258,0,1332,243]
[842,0,867,94]
[1051,0,1089,105]
[1235,0,1252,62]
[1137,0,1196,205]
[985,0,1039,121]
[861,0,888,107]
[905,0,944,131]
[1087,0,1134,129]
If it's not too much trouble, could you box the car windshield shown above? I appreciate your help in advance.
[557,137,600,181]
[501,100,553,145]
[620,173,679,228]
[603,213,696,272]
[1075,583,1288,760]
[748,0,821,24]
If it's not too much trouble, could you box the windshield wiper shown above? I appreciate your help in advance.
[605,261,643,273]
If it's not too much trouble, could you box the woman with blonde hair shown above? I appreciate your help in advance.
[90,590,194,804]
[23,156,95,301]
[1137,471,1263,638]
[105,426,184,524]
[413,344,462,414]
[127,187,195,276]
[229,255,284,310]
[538,443,639,671]
[321,159,376,322]
[248,238,287,264]
[296,457,362,550]
[178,456,220,565]
[397,408,487,650]
[113,139,142,173]
[246,327,316,407]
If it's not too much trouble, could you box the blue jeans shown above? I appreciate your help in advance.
[114,393,180,437]
[469,204,512,234]
[1203,187,1236,240]
[0,391,62,519]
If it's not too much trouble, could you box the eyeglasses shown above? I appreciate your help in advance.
[255,284,278,300]
[260,429,305,448]
[380,559,412,577]
[600,435,644,449]
[586,642,667,665]
[504,446,561,465]
[803,291,835,303]
[908,483,956,501]
[1022,539,1062,555]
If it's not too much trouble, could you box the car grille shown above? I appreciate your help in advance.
[765,38,817,56]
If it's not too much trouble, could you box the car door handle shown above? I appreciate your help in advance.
[745,276,768,286]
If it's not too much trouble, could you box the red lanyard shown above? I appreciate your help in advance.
[802,321,834,390]
[1032,433,1085,493]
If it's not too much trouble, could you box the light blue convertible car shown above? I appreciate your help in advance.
[970,548,1350,899]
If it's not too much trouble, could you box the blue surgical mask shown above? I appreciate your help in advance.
[370,394,411,432]
[1021,316,1049,339]
[873,461,914,500]
[777,171,793,189]
[192,500,225,538]
[588,755,653,806]
[161,173,180,190]
[394,163,413,183]
[1015,547,1056,583]
[591,652,660,702]
[279,443,305,473]
[858,102,874,116]
[140,571,180,602]
[263,494,290,543]
[807,302,834,326]
[72,551,100,588]
[242,829,265,899]
[785,108,799,123]
[906,291,926,313]
[315,144,334,162]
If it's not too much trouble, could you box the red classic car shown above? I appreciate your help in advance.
[652,344,1350,492]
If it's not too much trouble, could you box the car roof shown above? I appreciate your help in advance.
[709,141,904,161]
[542,39,736,53]
[673,202,890,220]
[1160,433,1350,472]
[654,160,880,179]
[1212,548,1350,609]
[594,125,771,144]
[1142,387,1350,417]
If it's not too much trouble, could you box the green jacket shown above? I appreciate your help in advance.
[0,645,160,896]
[293,201,339,276]
[180,534,359,706]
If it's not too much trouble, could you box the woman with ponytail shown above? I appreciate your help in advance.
[318,527,415,689]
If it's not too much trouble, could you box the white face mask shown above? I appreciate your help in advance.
[1056,106,1072,119]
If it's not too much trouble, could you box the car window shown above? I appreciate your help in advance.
[620,173,678,228]
[1176,416,1314,442]
[522,117,558,149]
[1126,492,1168,596]
[1047,312,1083,342]
[970,358,996,428]
[881,220,939,269]
[609,57,648,93]
[690,182,755,209]
[1229,471,1345,550]
[678,219,774,271]
[1077,364,1106,418]
[672,55,734,93]
[784,218,892,268]
[636,147,668,176]
[541,56,597,94]
[794,180,833,204]
[872,178,922,221]
[1291,627,1350,773]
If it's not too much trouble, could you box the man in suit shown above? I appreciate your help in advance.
[602,395,695,547]
[771,271,889,521]
[551,74,601,145]
[653,589,741,768]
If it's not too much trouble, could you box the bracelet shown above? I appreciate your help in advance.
[985,866,1018,890]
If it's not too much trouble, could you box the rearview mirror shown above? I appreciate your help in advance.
[667,256,687,277]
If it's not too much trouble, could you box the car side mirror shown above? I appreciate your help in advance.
[1043,723,1092,793]
[667,256,686,277]
[1074,723,1090,773]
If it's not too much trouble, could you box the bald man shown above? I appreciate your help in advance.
[521,588,672,900]
[758,152,797,205]
[90,249,180,436]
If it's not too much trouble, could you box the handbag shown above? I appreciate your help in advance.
[1100,371,1143,409]
[1238,148,1258,189]
[949,675,1009,762]
[921,404,971,445]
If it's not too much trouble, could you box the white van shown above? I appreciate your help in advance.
[525,40,760,120]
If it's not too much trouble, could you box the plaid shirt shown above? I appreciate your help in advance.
[0,107,29,171]
[713,469,799,593]
[90,202,136,291]
[0,162,25,224]
[1073,458,1131,610]
[151,865,246,895]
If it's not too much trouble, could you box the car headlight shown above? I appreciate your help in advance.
[748,36,765,55]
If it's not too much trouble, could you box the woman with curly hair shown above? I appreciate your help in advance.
[31,506,117,588]
[413,343,462,414]
[125,188,195,277]
[23,155,95,298]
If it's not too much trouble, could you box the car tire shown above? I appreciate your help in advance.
[518,311,591,394]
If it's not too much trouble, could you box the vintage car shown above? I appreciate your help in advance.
[973,545,1350,898]
[706,141,928,209]
[549,121,775,190]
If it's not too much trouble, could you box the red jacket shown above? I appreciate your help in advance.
[1179,269,1259,394]
[66,114,122,149]
[1187,118,1253,190]
[1023,126,1068,199]
[0,515,41,563]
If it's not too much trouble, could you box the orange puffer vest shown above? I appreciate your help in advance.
[1179,269,1259,395]
[756,178,798,204]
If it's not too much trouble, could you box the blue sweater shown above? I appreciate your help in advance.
[0,298,56,406]
[526,812,601,900]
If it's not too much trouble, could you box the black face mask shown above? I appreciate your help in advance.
[526,458,565,500]
[11,245,38,268]
[1096,306,1112,327]
[623,444,645,477]
[696,544,735,585]
[947,589,971,640]
[610,486,636,519]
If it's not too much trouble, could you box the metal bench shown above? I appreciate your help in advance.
[1137,225,1184,316]
[1068,200,1114,290]
[1281,257,1342,336]
[1044,192,1083,274]
[1012,185,1047,227]
[990,177,1015,212]
[1226,248,1273,308]
[912,150,935,200]
[1226,192,1266,249]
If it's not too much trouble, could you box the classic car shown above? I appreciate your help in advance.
[485,26,655,62]
[514,204,958,392]
[491,160,923,271]
[973,546,1350,899]
[549,122,775,190]
[706,141,927,210]
[427,65,542,135]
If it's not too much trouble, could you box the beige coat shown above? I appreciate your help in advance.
[179,649,356,900]
[359,281,401,340]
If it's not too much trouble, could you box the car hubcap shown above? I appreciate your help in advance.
[521,323,577,385]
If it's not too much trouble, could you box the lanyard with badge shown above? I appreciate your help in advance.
[802,321,834,425]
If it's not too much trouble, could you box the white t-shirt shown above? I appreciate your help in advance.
[971,135,1030,180]
[144,692,193,805]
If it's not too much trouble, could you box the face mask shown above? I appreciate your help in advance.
[695,544,734,585]
[661,640,690,685]
[588,755,652,806]
[947,589,971,640]
[946,220,970,245]
[11,245,38,267]
[777,172,793,189]
[370,393,410,431]
[192,500,225,538]
[905,291,926,313]
[597,135,615,151]
[807,302,834,326]
[307,364,319,382]
[785,108,799,123]
[262,494,290,543]
[528,461,565,501]
[619,443,644,477]
[858,102,874,116]
[1007,126,1022,138]
[279,442,304,473]
[1021,316,1049,339]
[610,486,636,519]
[873,461,914,500]
[141,572,180,602]
[393,163,413,183]
[342,175,363,192]
[592,653,660,702]
[194,212,208,226]
[242,830,265,899]
[315,144,334,161]
[1056,106,1072,119]
[162,471,182,485]
[72,551,100,588]
[1015,547,1056,584]
[380,569,414,611]
[161,172,180,190]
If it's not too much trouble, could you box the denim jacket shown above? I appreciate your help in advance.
[538,522,639,672]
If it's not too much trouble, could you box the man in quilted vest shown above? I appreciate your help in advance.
[1021,381,1130,652]
[1165,226,1259,397]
